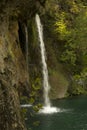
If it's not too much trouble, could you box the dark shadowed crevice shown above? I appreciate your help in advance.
[18,22,26,55]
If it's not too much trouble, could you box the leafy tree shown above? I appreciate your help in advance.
[53,0,87,94]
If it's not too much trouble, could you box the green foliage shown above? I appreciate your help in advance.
[44,0,87,96]
[21,108,28,119]
[71,83,86,95]
[54,2,87,71]
[69,74,87,95]
[29,97,35,104]
[61,49,76,66]
[28,128,32,130]
[21,96,29,104]
[32,78,41,91]
[71,10,87,50]
[68,67,87,96]
[33,103,42,112]
[33,121,40,126]
[30,78,41,101]
[55,12,70,39]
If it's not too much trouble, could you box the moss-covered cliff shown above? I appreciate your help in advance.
[0,0,46,129]
[0,16,27,130]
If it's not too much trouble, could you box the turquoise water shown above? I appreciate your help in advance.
[26,96,87,130]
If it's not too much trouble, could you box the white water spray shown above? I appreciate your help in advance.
[21,104,32,108]
[36,14,59,114]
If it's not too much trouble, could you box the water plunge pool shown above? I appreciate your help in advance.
[25,96,87,130]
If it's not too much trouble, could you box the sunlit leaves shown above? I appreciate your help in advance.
[33,103,42,112]
[32,78,41,91]
[70,1,80,14]
[29,97,35,104]
[55,12,70,39]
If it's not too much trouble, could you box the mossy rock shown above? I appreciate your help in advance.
[49,69,69,99]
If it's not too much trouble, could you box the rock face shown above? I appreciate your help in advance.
[0,79,26,130]
[0,17,28,130]
[0,0,46,130]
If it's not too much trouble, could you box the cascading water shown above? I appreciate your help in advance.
[36,14,59,114]
[35,14,51,107]
[25,25,29,81]
[21,25,31,108]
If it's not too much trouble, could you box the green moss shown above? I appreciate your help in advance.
[27,18,38,47]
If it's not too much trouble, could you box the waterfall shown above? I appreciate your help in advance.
[35,14,51,107]
[36,14,59,114]
[20,25,32,108]
[25,25,29,83]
